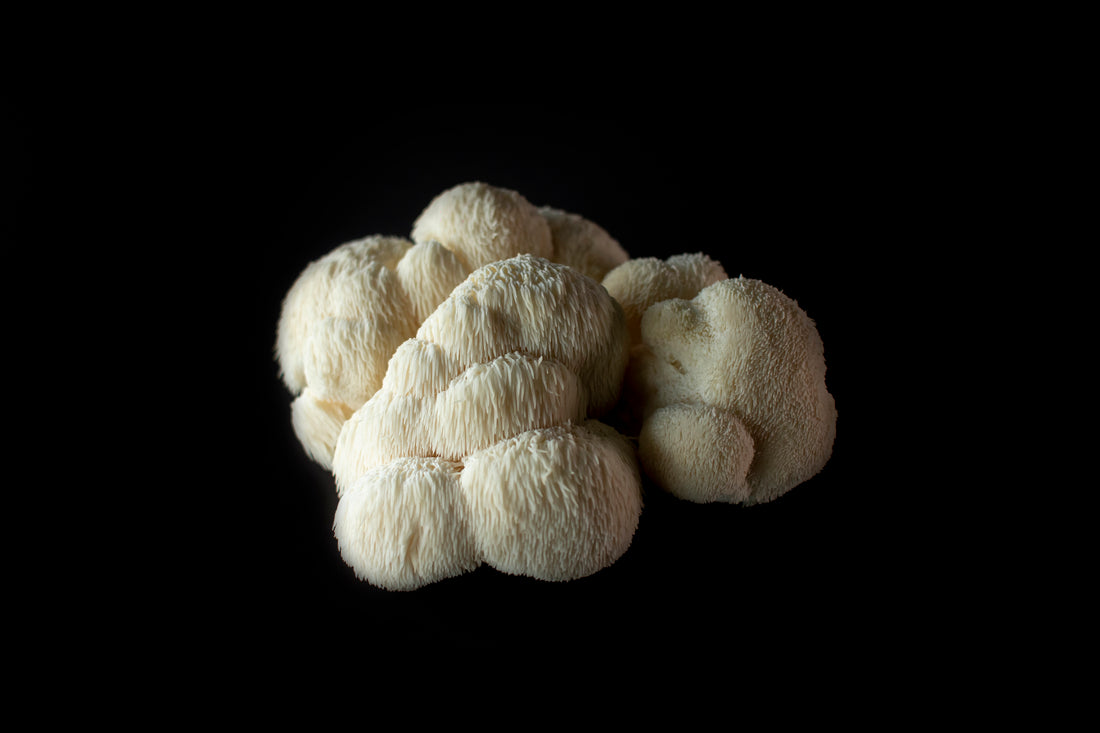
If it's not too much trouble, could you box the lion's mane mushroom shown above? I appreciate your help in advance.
[411,181,631,283]
[618,271,836,506]
[461,420,641,583]
[331,254,642,590]
[538,206,629,282]
[333,457,477,592]
[411,181,554,271]
[602,252,729,346]
[275,236,469,468]
[276,182,626,469]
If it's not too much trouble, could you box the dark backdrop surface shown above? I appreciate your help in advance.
[21,97,919,674]
[216,104,902,661]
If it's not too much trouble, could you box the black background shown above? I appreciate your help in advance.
[13,92,931,678]
[236,106,901,657]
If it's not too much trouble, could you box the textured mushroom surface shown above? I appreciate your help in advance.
[276,182,839,593]
[539,206,629,282]
[331,254,641,590]
[416,254,630,416]
[278,184,633,469]
[333,457,478,592]
[275,236,464,468]
[602,252,728,345]
[462,420,642,582]
[332,346,587,491]
[411,182,554,270]
[626,274,836,505]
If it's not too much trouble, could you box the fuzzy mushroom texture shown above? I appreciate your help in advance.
[461,420,642,582]
[331,344,588,495]
[333,456,479,592]
[598,252,729,432]
[277,182,632,470]
[538,206,630,282]
[601,252,729,346]
[411,182,554,271]
[333,422,641,590]
[416,253,630,416]
[330,254,641,590]
[333,253,628,493]
[275,235,469,468]
[628,274,836,506]
[410,181,632,282]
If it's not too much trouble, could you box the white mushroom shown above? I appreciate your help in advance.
[411,181,554,271]
[461,420,642,582]
[416,254,629,416]
[629,274,837,505]
[276,235,416,399]
[334,254,627,492]
[333,457,479,592]
[601,252,728,346]
[277,182,839,592]
[330,254,642,589]
[538,206,629,282]
[332,346,587,496]
[638,403,754,504]
[278,185,638,470]
[276,236,423,467]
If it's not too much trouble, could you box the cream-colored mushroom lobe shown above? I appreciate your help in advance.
[411,182,553,271]
[601,252,728,346]
[333,457,479,591]
[394,240,469,324]
[328,252,642,588]
[632,276,836,505]
[460,421,642,582]
[416,254,629,416]
[331,344,588,495]
[276,235,416,397]
[638,403,754,504]
[276,235,475,468]
[538,206,629,282]
[290,388,357,470]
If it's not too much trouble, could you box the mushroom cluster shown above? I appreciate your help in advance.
[603,256,837,506]
[276,182,836,590]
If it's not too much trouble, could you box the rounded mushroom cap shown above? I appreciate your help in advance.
[460,420,642,582]
[411,182,553,271]
[332,348,587,495]
[276,236,476,468]
[276,235,417,397]
[333,457,479,592]
[378,337,459,398]
[332,383,435,494]
[601,252,727,345]
[417,254,629,416]
[632,276,836,504]
[638,403,753,504]
[432,352,587,462]
[394,239,470,324]
[289,388,357,471]
[539,206,629,282]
